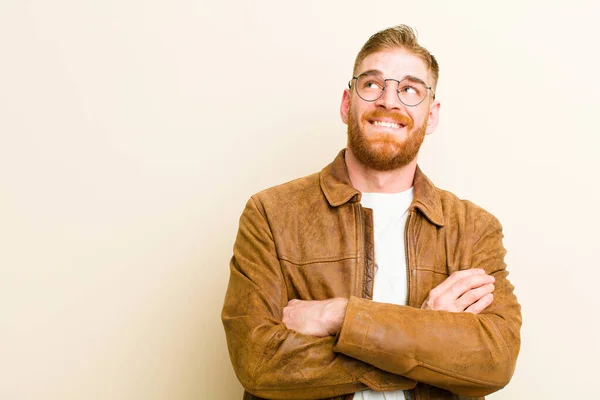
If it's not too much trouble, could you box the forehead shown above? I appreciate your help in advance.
[357,49,430,82]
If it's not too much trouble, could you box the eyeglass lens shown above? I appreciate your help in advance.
[355,75,427,106]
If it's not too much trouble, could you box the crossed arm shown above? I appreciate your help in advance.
[283,268,496,337]
[222,198,521,399]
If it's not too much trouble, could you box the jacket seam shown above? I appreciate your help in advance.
[416,359,507,387]
[358,376,415,392]
[246,380,364,393]
[246,196,290,388]
[278,254,357,265]
[339,341,511,387]
[412,264,477,273]
[354,203,361,298]
[249,196,286,285]
[411,267,449,275]
[247,325,286,389]
[249,196,278,247]
[361,206,374,300]
[472,213,497,249]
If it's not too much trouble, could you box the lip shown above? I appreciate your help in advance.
[370,117,404,124]
[368,118,406,129]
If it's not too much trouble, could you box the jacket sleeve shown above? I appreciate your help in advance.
[332,215,522,397]
[222,197,382,399]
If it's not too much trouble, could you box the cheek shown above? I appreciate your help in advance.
[409,110,428,127]
[352,105,370,124]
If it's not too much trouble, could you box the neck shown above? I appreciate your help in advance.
[345,147,417,193]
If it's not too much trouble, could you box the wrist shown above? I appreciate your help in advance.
[324,298,348,335]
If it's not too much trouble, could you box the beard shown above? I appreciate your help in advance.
[347,106,427,171]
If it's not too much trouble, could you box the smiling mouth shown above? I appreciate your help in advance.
[371,120,406,129]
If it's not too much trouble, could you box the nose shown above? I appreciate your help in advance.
[374,79,402,110]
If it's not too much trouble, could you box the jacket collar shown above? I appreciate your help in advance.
[320,149,445,227]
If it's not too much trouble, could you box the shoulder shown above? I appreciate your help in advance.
[249,171,323,213]
[436,187,501,233]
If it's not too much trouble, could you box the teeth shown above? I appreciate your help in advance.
[373,121,401,129]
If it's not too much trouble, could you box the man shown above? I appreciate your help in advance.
[222,25,521,400]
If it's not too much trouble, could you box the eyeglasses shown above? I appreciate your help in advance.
[348,73,435,107]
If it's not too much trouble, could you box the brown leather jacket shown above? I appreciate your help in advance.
[222,150,521,400]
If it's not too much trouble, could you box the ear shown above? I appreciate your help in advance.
[425,100,440,135]
[340,89,351,124]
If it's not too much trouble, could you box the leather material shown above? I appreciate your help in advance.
[222,149,521,400]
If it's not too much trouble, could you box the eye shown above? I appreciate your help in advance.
[364,80,383,90]
[399,85,418,95]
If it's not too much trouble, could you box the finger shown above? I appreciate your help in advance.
[282,305,291,317]
[464,293,494,314]
[456,283,494,311]
[449,274,495,299]
[429,274,494,312]
[430,269,486,298]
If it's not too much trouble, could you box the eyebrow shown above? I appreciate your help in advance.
[359,69,384,76]
[358,70,429,87]
[402,75,428,87]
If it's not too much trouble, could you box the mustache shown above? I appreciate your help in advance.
[361,109,413,127]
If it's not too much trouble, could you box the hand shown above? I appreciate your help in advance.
[282,298,348,337]
[421,268,495,314]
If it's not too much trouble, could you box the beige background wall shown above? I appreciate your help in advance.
[1,1,599,399]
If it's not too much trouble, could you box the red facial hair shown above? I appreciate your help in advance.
[347,105,427,171]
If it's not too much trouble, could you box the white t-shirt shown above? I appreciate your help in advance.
[353,187,414,400]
